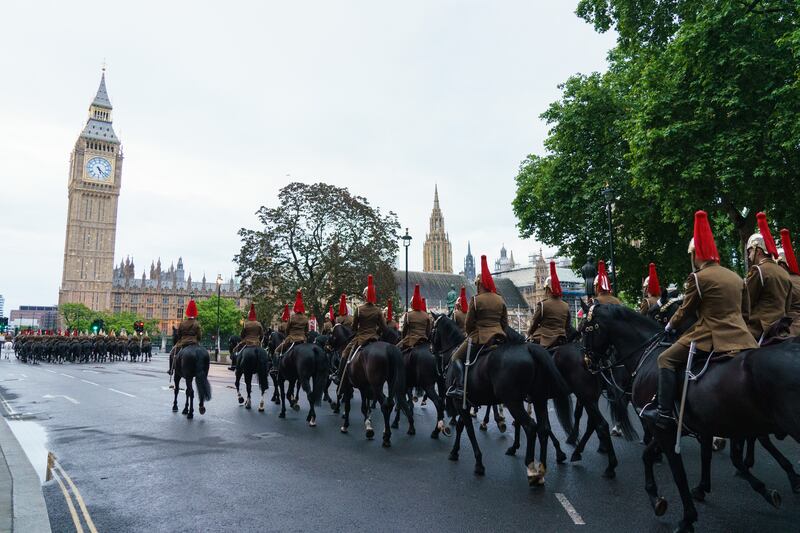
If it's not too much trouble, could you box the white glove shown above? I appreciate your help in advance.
[665,323,674,334]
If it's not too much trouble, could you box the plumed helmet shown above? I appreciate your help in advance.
[411,284,424,312]
[247,303,257,321]
[747,212,779,259]
[457,286,468,311]
[281,304,290,322]
[547,261,563,297]
[690,210,720,262]
[365,275,377,304]
[293,290,305,314]
[646,263,661,297]
[386,298,393,323]
[185,299,198,319]
[479,255,496,293]
[594,260,611,292]
[780,229,800,275]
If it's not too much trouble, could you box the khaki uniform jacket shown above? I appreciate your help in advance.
[746,259,792,339]
[277,322,288,335]
[336,315,354,329]
[286,314,309,343]
[788,275,800,336]
[671,262,757,353]
[399,310,431,349]
[466,292,508,345]
[453,309,467,332]
[639,296,659,315]
[595,293,622,306]
[174,319,202,351]
[240,320,264,347]
[352,303,387,346]
[527,297,570,348]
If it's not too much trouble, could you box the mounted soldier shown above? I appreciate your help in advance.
[277,304,290,335]
[237,303,264,353]
[640,263,661,315]
[778,229,800,336]
[643,210,758,429]
[169,299,202,375]
[398,285,431,352]
[275,291,309,356]
[331,275,388,386]
[745,212,792,343]
[593,260,621,305]
[335,293,353,328]
[322,306,334,334]
[453,286,468,333]
[446,255,508,400]
[385,298,398,330]
[527,261,570,349]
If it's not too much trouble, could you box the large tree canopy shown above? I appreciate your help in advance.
[196,296,242,342]
[235,182,400,322]
[514,0,800,297]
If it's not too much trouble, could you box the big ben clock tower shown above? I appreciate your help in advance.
[58,70,123,312]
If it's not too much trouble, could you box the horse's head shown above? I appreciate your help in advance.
[583,303,661,367]
[431,313,463,355]
[329,323,353,351]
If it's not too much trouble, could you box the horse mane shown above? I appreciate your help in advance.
[602,304,661,334]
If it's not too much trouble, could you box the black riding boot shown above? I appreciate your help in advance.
[445,360,464,400]
[331,354,347,385]
[642,368,677,429]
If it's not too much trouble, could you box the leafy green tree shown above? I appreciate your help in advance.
[59,303,95,332]
[95,311,158,335]
[235,182,400,321]
[196,296,243,343]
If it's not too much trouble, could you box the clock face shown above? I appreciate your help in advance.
[86,157,112,181]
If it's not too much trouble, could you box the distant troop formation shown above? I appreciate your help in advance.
[11,329,153,364]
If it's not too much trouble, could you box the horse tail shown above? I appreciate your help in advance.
[195,347,212,402]
[310,346,327,407]
[528,344,574,436]
[388,344,407,403]
[607,382,638,441]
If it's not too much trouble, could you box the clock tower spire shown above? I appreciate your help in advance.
[58,70,123,312]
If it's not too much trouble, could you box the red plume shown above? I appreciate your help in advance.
[595,260,611,292]
[549,261,563,297]
[411,285,423,312]
[293,290,305,314]
[756,212,779,259]
[247,303,257,321]
[422,298,428,312]
[647,263,661,297]
[329,305,335,322]
[366,275,377,304]
[458,286,468,311]
[281,304,290,322]
[185,299,198,319]
[387,298,393,322]
[479,255,496,293]
[338,294,348,316]
[781,229,800,275]
[693,210,719,262]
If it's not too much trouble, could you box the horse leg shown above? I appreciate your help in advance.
[461,406,485,476]
[361,389,374,440]
[661,436,699,533]
[340,391,351,433]
[585,402,618,478]
[271,372,280,404]
[642,439,668,516]
[549,429,568,464]
[290,379,300,411]
[376,390,393,447]
[570,414,596,462]
[691,434,713,502]
[758,435,800,493]
[507,401,542,485]
[244,373,253,409]
[425,384,448,438]
[278,373,287,418]
[745,436,756,469]
[532,399,551,485]
[730,438,782,508]
[185,378,195,419]
[506,420,521,456]
[391,392,405,429]
[399,390,414,436]
[172,376,180,412]
[448,411,466,461]
[235,368,244,404]
[480,405,490,431]
[493,404,507,433]
[566,401,584,445]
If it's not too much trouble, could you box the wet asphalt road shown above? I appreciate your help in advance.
[1,353,799,533]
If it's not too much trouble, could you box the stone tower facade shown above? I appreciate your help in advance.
[422,185,453,273]
[463,241,475,281]
[58,71,123,312]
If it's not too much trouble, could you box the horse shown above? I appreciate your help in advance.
[265,329,286,404]
[234,344,271,412]
[171,344,212,419]
[583,303,800,533]
[329,324,412,447]
[313,333,340,408]
[431,315,573,484]
[275,340,328,426]
[227,335,241,369]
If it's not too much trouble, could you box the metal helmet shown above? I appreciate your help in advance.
[642,276,649,289]
[746,232,768,255]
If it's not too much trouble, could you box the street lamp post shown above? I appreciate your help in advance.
[215,274,223,361]
[602,185,617,293]
[402,228,412,312]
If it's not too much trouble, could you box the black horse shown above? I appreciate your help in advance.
[313,333,340,408]
[329,324,412,447]
[432,315,573,484]
[234,344,271,411]
[171,344,212,419]
[584,303,800,533]
[275,340,329,426]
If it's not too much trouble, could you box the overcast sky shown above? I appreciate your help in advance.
[0,1,615,314]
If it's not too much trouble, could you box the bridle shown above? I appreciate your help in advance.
[430,315,463,357]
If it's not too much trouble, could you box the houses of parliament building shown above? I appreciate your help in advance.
[57,71,243,334]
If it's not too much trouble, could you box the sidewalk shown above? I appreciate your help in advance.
[0,415,52,533]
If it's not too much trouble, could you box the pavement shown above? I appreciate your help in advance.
[0,352,799,532]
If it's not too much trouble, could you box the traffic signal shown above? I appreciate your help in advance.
[133,321,144,333]
[0,317,8,333]
[90,318,104,333]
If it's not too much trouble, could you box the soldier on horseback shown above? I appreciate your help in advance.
[593,260,621,305]
[640,263,661,315]
[323,306,334,334]
[398,285,431,352]
[275,291,309,356]
[170,299,201,375]
[453,286,468,333]
[643,210,758,429]
[778,229,800,336]
[335,293,353,328]
[446,255,508,400]
[527,261,570,349]
[277,304,290,335]
[238,303,264,354]
[331,275,388,386]
[745,212,792,343]
[385,298,398,330]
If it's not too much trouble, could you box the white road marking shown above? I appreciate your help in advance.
[20,373,27,378]
[0,392,17,415]
[82,370,99,374]
[555,493,585,525]
[81,379,100,386]
[59,373,76,379]
[43,394,80,405]
[45,369,57,374]
[108,388,136,398]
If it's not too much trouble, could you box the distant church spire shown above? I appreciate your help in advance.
[423,186,453,273]
[464,241,476,281]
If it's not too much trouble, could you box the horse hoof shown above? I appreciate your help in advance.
[570,452,582,462]
[182,408,188,415]
[172,405,178,412]
[340,426,348,434]
[766,489,781,509]
[474,464,485,476]
[597,445,609,455]
[421,400,427,407]
[309,419,317,427]
[245,403,251,410]
[448,451,459,462]
[187,413,194,420]
[602,468,616,479]
[366,428,375,440]
[674,519,695,533]
[292,403,300,411]
[382,440,391,448]
[498,423,507,433]
[654,497,668,516]
[391,421,399,429]
[430,430,439,439]
[238,396,244,404]
[712,437,726,452]
[407,427,415,436]
[442,426,451,438]
[505,447,517,456]
[556,451,567,464]
[691,486,706,502]
[279,412,286,419]
[199,406,206,415]
[791,478,800,494]
[565,436,577,446]
[479,423,487,431]
[258,406,265,412]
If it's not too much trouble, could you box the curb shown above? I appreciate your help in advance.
[0,416,52,533]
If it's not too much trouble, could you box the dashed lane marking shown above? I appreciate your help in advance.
[45,369,57,374]
[555,493,585,525]
[82,370,99,374]
[81,379,100,386]
[60,372,76,379]
[52,457,99,533]
[108,388,136,398]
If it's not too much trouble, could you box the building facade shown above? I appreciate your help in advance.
[10,306,59,331]
[0,294,4,318]
[422,185,453,273]
[494,245,517,272]
[463,242,475,282]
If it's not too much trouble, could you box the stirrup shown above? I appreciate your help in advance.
[641,406,675,429]
[445,385,464,400]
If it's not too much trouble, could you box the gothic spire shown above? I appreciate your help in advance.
[434,184,440,209]
[92,70,112,110]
